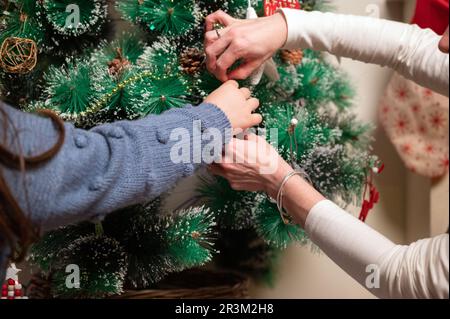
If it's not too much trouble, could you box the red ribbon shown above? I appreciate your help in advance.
[359,163,384,222]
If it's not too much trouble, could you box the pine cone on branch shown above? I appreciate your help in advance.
[108,48,131,77]
[180,47,205,75]
[280,49,303,65]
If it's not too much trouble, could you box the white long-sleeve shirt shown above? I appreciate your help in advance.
[281,9,449,97]
[280,9,449,299]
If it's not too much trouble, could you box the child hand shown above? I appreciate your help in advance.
[204,80,262,131]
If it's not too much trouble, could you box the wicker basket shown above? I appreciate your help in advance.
[113,269,250,299]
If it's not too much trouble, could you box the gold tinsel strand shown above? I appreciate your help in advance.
[58,70,155,122]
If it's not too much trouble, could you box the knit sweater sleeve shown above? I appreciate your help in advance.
[1,102,231,230]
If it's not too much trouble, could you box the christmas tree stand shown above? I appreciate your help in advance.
[112,269,249,299]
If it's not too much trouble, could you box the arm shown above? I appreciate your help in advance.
[2,102,230,230]
[204,10,449,96]
[284,182,450,299]
[266,158,449,299]
[280,9,449,97]
[212,134,449,299]
[2,81,261,230]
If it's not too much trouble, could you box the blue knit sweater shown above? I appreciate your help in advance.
[0,101,231,280]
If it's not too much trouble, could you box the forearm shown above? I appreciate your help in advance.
[2,102,231,229]
[279,9,449,96]
[277,174,396,288]
[269,169,393,285]
[277,175,325,228]
[278,174,449,298]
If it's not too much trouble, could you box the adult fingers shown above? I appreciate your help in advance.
[228,59,265,80]
[204,26,231,46]
[205,10,235,31]
[205,35,232,72]
[216,50,240,82]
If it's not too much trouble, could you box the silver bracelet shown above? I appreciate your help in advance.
[276,168,311,225]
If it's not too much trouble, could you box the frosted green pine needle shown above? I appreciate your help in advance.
[254,195,308,249]
[322,110,373,147]
[30,222,95,273]
[166,206,217,268]
[140,0,197,35]
[42,0,108,36]
[197,176,257,230]
[44,61,93,114]
[300,145,371,202]
[137,37,180,75]
[330,72,355,110]
[127,75,190,116]
[116,0,142,23]
[263,105,332,160]
[101,200,218,289]
[294,57,335,105]
[50,235,128,299]
[223,0,249,16]
[92,32,146,66]
[0,9,45,46]
[89,62,122,110]
[102,202,176,289]
[263,103,299,158]
[193,70,223,100]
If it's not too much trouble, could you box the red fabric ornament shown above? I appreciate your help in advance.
[379,0,449,178]
[14,289,22,297]
[379,73,449,178]
[411,0,449,35]
[7,279,15,285]
[263,0,301,16]
[359,164,384,222]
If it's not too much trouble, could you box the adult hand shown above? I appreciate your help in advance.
[209,133,293,198]
[204,80,262,131]
[204,10,288,82]
[210,133,326,227]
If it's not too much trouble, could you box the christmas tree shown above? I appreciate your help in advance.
[0,0,378,298]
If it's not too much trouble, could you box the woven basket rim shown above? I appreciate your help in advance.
[114,269,250,299]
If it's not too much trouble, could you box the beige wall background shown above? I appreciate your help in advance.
[250,0,449,299]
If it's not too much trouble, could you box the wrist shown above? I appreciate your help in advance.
[272,12,288,49]
[283,177,325,227]
[267,12,288,51]
[264,160,293,198]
